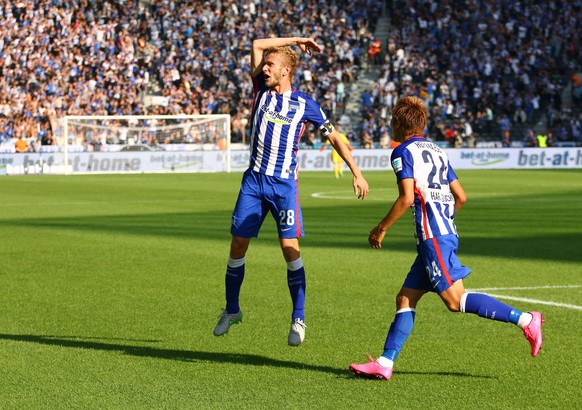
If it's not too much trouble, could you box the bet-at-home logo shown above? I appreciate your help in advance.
[460,151,510,166]
[261,105,293,125]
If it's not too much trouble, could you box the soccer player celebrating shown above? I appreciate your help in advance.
[214,37,369,346]
[349,96,543,379]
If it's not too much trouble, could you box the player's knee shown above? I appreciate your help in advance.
[395,292,415,309]
[280,238,300,262]
[444,299,461,312]
[280,242,300,262]
[395,293,407,308]
[282,247,300,262]
[230,236,250,258]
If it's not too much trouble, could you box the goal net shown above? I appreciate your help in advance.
[60,114,231,174]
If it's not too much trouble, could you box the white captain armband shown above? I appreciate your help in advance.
[319,120,334,137]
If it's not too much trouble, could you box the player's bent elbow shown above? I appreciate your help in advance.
[456,193,467,207]
[450,181,467,206]
[400,196,414,208]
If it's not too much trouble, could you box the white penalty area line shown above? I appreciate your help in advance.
[468,286,582,311]
[311,190,386,201]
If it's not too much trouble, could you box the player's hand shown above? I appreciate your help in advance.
[368,225,386,248]
[319,146,324,152]
[297,38,322,55]
[353,175,369,200]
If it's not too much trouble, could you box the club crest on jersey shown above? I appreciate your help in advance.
[261,104,292,125]
[288,101,300,112]
[392,157,403,173]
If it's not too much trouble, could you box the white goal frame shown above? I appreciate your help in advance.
[63,114,231,174]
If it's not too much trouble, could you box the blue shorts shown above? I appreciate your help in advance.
[402,234,471,294]
[231,169,304,239]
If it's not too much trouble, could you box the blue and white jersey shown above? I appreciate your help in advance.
[391,136,459,243]
[248,74,331,179]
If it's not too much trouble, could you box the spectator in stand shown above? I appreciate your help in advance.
[571,115,582,144]
[501,130,511,148]
[546,131,555,147]
[361,129,374,149]
[536,132,548,148]
[361,90,374,113]
[302,129,318,149]
[499,114,512,140]
[525,130,538,147]
[444,124,454,145]
[379,129,391,149]
[368,38,382,66]
[15,135,29,153]
[40,129,55,146]
[451,129,463,148]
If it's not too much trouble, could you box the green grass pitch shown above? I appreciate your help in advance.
[1,169,581,409]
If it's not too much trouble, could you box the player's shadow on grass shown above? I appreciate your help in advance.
[0,333,495,380]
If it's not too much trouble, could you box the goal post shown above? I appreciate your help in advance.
[62,114,232,174]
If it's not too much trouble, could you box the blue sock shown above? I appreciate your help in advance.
[225,257,245,314]
[287,258,306,321]
[382,308,416,362]
[460,292,522,324]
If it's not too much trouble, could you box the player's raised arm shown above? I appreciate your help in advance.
[326,128,369,200]
[251,37,322,77]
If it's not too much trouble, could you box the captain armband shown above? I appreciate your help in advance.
[319,120,334,137]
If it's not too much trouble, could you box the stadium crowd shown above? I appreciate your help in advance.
[360,0,582,148]
[0,0,580,152]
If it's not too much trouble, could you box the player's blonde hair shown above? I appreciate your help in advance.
[390,96,428,141]
[265,46,299,78]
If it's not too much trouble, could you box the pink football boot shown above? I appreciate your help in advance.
[349,355,393,380]
[523,311,544,357]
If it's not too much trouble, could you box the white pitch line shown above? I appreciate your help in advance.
[467,286,582,311]
[483,293,582,311]
[311,191,386,201]
[469,285,581,291]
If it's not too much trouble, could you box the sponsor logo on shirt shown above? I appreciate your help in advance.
[392,157,403,173]
[261,104,293,125]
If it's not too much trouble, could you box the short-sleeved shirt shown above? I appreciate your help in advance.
[391,136,471,292]
[390,136,459,244]
[248,74,332,180]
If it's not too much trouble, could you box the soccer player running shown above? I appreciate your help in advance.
[214,37,369,346]
[349,96,543,379]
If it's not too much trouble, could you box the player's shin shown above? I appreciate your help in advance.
[382,308,416,365]
[287,258,306,321]
[225,256,245,314]
[460,292,523,324]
